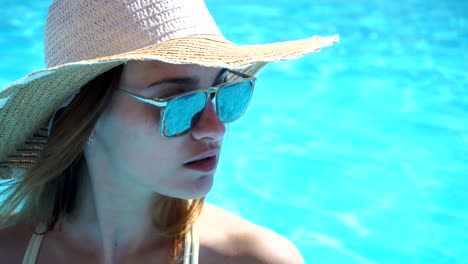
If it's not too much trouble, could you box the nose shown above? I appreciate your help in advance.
[191,102,226,141]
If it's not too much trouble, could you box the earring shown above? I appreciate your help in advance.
[87,136,94,145]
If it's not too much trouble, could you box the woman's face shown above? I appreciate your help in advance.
[90,61,226,199]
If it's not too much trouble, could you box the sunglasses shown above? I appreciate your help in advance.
[118,69,256,137]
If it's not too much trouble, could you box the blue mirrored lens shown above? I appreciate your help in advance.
[218,81,253,122]
[162,92,207,137]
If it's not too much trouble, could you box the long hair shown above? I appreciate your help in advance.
[0,64,204,263]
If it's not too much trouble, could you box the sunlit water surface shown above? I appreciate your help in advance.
[0,0,467,263]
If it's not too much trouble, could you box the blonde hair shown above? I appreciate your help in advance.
[0,64,204,263]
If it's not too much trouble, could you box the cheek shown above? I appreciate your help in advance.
[94,96,180,168]
[100,95,161,135]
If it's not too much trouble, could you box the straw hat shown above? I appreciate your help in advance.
[0,0,338,178]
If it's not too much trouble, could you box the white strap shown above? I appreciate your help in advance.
[183,223,199,264]
[183,226,192,264]
[191,223,199,264]
[22,224,46,264]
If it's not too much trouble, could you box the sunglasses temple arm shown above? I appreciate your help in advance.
[227,69,254,79]
[118,89,167,107]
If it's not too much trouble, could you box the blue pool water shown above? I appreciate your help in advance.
[1,0,467,263]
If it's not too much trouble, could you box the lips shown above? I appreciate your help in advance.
[184,149,219,172]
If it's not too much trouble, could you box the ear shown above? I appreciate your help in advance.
[86,128,96,146]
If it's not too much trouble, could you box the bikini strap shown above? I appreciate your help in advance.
[22,223,47,264]
[183,222,199,264]
[191,222,199,264]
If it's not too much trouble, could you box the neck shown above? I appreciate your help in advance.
[60,153,172,263]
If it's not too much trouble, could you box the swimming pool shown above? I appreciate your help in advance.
[1,0,467,263]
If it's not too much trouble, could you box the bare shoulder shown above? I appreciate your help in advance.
[198,203,304,264]
[0,220,34,262]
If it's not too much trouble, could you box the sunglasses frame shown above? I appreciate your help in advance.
[118,69,256,137]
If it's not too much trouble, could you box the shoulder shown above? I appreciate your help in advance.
[198,203,304,264]
[230,220,304,264]
[0,220,34,262]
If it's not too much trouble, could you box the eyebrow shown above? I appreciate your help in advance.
[145,66,227,88]
[146,76,200,88]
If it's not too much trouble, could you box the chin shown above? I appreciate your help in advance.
[187,174,214,199]
[155,174,215,200]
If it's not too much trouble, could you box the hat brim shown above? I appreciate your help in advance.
[0,34,338,165]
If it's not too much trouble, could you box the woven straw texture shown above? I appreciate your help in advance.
[45,0,222,67]
[0,0,339,178]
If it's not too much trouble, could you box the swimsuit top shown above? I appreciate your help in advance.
[22,223,199,264]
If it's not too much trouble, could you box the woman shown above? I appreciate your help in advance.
[0,0,338,263]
